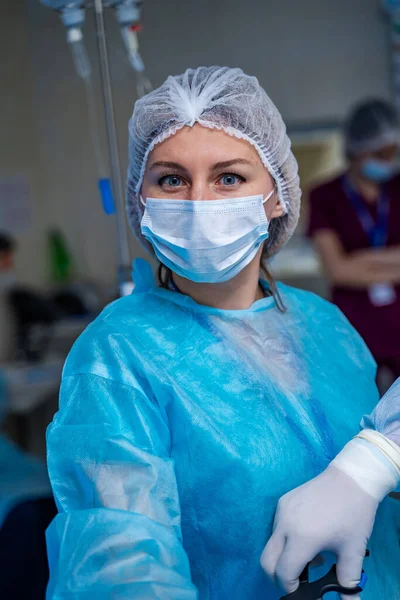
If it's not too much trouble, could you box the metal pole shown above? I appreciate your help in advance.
[94,0,131,290]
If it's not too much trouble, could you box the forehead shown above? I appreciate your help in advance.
[148,124,263,166]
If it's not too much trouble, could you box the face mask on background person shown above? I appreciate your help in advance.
[361,159,397,183]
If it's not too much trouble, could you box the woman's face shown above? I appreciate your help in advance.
[141,124,284,222]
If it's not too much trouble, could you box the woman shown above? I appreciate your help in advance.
[46,68,400,599]
[308,100,400,381]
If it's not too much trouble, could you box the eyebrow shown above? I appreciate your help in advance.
[149,158,252,172]
[211,159,252,170]
[149,161,188,172]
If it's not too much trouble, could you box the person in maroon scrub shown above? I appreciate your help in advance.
[308,100,400,381]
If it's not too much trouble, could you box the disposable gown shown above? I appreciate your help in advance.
[46,260,400,599]
[362,377,400,446]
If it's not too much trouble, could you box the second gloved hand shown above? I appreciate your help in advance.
[261,436,400,600]
[261,466,375,600]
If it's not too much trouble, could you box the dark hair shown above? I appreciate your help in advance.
[157,263,286,312]
[345,99,398,159]
[0,232,16,253]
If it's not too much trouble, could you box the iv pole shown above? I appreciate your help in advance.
[94,0,131,293]
[384,0,400,114]
[39,0,151,296]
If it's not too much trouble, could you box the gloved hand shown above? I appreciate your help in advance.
[261,435,400,600]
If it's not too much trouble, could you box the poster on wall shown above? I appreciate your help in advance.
[0,175,33,234]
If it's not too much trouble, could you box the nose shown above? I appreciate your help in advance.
[188,180,218,201]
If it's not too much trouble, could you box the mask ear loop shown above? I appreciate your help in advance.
[140,195,146,207]
[262,187,275,204]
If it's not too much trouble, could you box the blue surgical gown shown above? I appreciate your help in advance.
[46,260,400,599]
[363,377,400,446]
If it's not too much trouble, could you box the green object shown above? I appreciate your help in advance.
[48,229,74,283]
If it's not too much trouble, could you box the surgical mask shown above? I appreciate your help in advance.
[140,191,273,283]
[361,159,397,183]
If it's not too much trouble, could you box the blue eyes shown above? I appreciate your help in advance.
[221,174,240,186]
[158,173,245,188]
[161,175,182,187]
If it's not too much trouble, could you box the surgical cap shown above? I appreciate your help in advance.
[126,66,301,258]
[345,99,400,157]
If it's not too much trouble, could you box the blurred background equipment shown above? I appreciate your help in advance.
[39,0,151,297]
[48,229,74,283]
[0,370,56,600]
[0,227,106,599]
[0,229,104,453]
[8,288,60,363]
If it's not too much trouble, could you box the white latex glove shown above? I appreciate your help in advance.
[261,436,400,600]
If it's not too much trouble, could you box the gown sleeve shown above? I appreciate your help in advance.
[362,378,400,448]
[46,321,197,599]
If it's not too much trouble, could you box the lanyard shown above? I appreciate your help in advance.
[169,278,180,292]
[342,176,391,248]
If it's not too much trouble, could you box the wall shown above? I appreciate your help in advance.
[141,0,391,123]
[0,0,393,287]
[0,0,48,286]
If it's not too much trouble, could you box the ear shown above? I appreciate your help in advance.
[270,197,285,220]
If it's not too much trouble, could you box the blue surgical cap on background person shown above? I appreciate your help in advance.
[345,99,400,157]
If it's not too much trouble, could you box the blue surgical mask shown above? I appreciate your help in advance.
[140,192,274,283]
[361,159,396,183]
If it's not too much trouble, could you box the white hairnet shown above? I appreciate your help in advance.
[126,66,301,258]
[345,99,400,156]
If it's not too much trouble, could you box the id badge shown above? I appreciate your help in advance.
[368,283,397,307]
